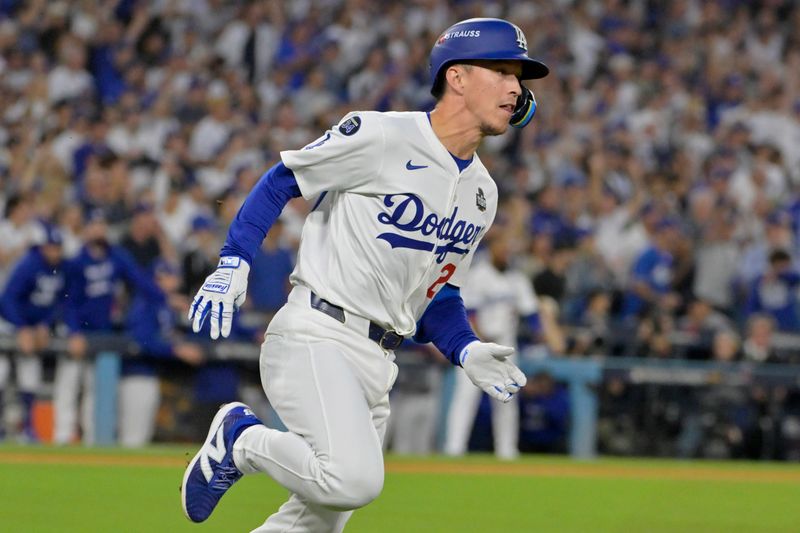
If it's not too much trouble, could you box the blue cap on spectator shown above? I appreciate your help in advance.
[558,169,587,188]
[36,222,63,246]
[191,214,216,232]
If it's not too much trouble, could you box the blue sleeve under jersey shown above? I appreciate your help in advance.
[413,284,479,366]
[220,162,302,265]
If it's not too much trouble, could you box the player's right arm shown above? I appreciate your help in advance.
[189,112,383,339]
[188,161,300,339]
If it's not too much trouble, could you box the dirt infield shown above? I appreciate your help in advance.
[1,451,798,483]
[387,461,800,483]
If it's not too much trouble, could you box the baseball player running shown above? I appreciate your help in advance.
[182,18,548,532]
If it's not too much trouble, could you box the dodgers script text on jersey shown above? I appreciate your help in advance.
[377,193,484,264]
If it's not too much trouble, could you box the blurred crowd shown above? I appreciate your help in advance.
[1,0,800,456]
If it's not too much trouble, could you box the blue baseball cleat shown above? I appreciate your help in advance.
[181,402,263,523]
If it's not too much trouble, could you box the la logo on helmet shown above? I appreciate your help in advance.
[514,25,527,51]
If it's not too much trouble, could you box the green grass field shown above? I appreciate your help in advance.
[1,445,799,532]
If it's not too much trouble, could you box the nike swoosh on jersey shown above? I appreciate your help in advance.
[405,160,428,170]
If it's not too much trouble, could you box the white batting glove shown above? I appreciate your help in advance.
[460,341,527,403]
[188,256,250,339]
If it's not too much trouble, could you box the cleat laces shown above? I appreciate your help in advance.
[210,464,242,492]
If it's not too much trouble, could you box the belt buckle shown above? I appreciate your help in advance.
[378,330,403,350]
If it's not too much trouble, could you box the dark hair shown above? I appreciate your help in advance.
[3,193,28,218]
[431,62,472,100]
[431,73,446,100]
[769,248,791,264]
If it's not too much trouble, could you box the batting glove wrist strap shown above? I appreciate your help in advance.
[188,257,250,339]
[460,341,527,403]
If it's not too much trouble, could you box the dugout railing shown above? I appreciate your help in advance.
[3,333,800,458]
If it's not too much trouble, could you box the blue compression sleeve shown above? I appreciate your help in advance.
[413,284,479,366]
[220,162,301,265]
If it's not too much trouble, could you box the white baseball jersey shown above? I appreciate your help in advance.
[461,254,538,347]
[280,111,498,336]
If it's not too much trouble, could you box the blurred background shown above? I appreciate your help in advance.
[1,0,800,463]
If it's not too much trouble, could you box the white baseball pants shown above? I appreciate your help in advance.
[53,358,95,444]
[118,375,160,447]
[233,285,398,532]
[444,365,519,460]
[10,354,42,393]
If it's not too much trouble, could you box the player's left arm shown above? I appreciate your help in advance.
[414,284,527,403]
[413,284,479,366]
[419,184,525,401]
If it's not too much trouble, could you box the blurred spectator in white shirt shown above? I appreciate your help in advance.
[47,35,93,104]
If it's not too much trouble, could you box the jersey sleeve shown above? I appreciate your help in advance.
[280,111,386,199]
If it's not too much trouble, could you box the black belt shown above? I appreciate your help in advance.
[309,292,404,350]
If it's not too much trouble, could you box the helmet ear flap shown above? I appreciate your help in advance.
[510,86,537,128]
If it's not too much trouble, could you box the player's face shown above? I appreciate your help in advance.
[461,60,523,136]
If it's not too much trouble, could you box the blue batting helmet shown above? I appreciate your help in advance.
[429,18,549,95]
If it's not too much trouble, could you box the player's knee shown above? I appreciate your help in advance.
[335,471,384,509]
[320,463,384,510]
[342,474,383,509]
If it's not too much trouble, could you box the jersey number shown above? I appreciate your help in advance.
[427,263,456,299]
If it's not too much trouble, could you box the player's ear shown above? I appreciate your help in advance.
[444,65,467,96]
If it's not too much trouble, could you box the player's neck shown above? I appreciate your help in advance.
[428,106,481,160]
